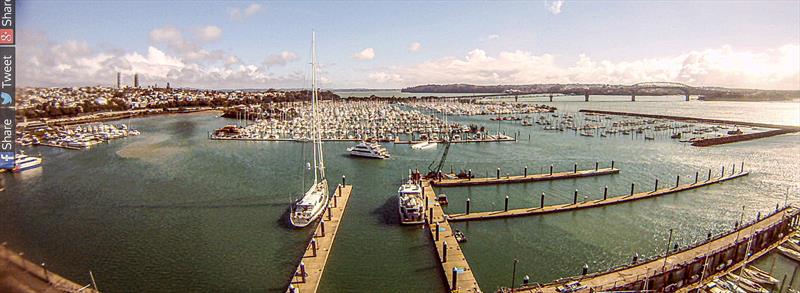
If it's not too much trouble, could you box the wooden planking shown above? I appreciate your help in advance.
[431,167,619,187]
[448,171,749,222]
[287,185,353,293]
[423,182,483,293]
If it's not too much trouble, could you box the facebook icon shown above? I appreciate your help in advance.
[0,152,12,169]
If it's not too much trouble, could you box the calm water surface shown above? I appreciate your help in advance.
[1,98,799,292]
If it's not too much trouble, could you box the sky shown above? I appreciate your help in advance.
[17,0,800,90]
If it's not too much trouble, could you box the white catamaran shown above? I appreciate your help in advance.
[289,32,330,228]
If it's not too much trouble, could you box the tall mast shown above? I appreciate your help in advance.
[310,31,319,184]
[315,32,326,179]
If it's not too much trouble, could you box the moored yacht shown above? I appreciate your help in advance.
[289,32,330,229]
[7,153,43,173]
[398,180,425,225]
[347,142,390,159]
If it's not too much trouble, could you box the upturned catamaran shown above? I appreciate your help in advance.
[289,32,329,228]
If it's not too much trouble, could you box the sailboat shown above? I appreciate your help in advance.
[289,32,329,228]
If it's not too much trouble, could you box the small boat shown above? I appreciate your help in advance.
[436,193,448,205]
[742,267,779,286]
[411,141,437,150]
[454,229,467,243]
[724,274,768,293]
[645,134,655,140]
[348,142,390,159]
[715,278,747,293]
[705,281,734,293]
[728,129,743,135]
[556,281,587,293]
[671,133,682,139]
[778,246,800,262]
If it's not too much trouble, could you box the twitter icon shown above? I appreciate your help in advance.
[0,92,10,105]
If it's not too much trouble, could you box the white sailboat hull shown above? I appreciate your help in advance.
[289,180,329,228]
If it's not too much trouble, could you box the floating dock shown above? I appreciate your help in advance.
[431,164,619,187]
[579,109,800,147]
[448,169,748,222]
[0,243,100,292]
[287,184,353,293]
[514,206,799,292]
[422,181,482,293]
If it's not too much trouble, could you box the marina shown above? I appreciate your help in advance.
[448,165,749,222]
[17,122,141,150]
[287,184,353,293]
[578,109,800,146]
[430,162,619,187]
[4,1,799,291]
[209,99,526,143]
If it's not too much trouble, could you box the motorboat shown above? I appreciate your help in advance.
[6,152,43,173]
[348,142,390,159]
[397,180,425,225]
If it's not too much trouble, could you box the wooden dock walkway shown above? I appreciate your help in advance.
[448,170,749,222]
[423,181,483,293]
[0,243,100,292]
[514,206,799,293]
[287,184,353,293]
[431,166,619,187]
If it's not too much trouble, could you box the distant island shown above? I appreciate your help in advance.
[401,83,799,102]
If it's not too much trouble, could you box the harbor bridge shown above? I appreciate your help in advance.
[440,82,696,102]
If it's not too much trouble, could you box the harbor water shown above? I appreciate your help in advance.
[1,97,799,292]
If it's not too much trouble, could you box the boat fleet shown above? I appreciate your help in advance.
[214,100,470,142]
[505,112,755,143]
[403,100,556,116]
[18,122,140,149]
[701,234,800,293]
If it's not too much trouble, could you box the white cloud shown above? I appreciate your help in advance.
[149,26,184,48]
[487,34,500,40]
[230,3,262,21]
[408,42,422,52]
[363,44,800,90]
[148,26,232,63]
[547,0,564,15]
[263,51,298,67]
[195,25,222,42]
[353,48,376,60]
[368,72,403,83]
[17,31,306,89]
